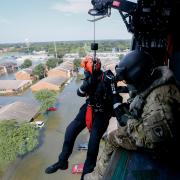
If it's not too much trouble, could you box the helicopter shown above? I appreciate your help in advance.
[88,0,180,86]
[87,1,180,179]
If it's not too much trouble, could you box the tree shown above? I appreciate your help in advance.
[0,120,39,164]
[33,63,46,79]
[20,59,32,69]
[46,58,63,70]
[34,89,57,112]
[73,59,81,72]
[57,52,65,59]
[78,48,86,58]
[46,58,58,70]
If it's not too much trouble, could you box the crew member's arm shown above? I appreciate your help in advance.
[104,70,128,126]
[77,77,91,97]
[112,90,129,126]
[77,71,101,97]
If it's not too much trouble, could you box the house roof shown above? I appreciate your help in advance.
[41,77,67,86]
[16,68,33,75]
[52,61,73,71]
[0,101,39,123]
[0,80,32,90]
[31,77,67,91]
[1,62,17,67]
[22,68,33,74]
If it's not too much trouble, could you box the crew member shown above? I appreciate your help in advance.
[45,56,113,179]
[84,50,180,180]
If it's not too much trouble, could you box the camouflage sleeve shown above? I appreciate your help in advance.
[127,84,180,149]
[108,124,137,150]
[105,84,180,151]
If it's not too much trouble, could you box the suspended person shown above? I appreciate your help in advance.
[45,56,114,179]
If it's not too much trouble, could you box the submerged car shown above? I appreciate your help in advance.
[72,163,84,174]
[47,107,57,111]
[78,143,88,150]
[31,121,44,128]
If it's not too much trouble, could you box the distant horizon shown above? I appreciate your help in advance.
[0,38,132,45]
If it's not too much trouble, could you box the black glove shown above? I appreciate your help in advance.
[103,70,115,85]
[77,71,102,97]
[103,70,117,94]
[112,95,127,126]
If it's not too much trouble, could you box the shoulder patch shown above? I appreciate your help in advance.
[153,126,164,137]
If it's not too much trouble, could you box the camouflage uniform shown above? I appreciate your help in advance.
[84,66,180,180]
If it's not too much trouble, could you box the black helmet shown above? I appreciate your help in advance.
[115,50,154,86]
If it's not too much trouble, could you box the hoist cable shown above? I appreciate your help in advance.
[93,16,96,61]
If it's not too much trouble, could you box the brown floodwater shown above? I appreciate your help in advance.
[0,77,91,180]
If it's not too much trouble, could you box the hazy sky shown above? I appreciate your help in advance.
[0,0,132,43]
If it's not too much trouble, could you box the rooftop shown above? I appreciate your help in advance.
[0,62,17,67]
[52,61,73,71]
[41,77,67,86]
[16,68,33,74]
[0,80,32,90]
[0,101,39,123]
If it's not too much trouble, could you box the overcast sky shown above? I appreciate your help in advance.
[0,0,132,43]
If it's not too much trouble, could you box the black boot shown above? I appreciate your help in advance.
[45,161,68,174]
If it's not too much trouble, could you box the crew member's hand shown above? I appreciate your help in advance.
[87,70,103,88]
[103,70,115,85]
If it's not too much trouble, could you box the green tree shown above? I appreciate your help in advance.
[46,58,58,70]
[20,59,32,69]
[33,63,46,79]
[78,48,86,58]
[57,52,65,59]
[73,59,81,72]
[0,120,39,164]
[34,89,57,112]
[46,58,63,70]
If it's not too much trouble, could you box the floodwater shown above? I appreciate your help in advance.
[0,73,15,80]
[0,76,90,180]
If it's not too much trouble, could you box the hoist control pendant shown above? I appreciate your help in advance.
[91,43,98,51]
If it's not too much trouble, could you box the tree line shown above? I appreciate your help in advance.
[0,40,131,55]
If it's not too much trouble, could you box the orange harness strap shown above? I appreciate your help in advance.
[85,105,94,132]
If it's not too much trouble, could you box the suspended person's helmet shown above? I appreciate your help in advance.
[115,50,154,87]
[81,56,101,74]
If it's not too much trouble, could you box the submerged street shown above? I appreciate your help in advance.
[0,77,90,180]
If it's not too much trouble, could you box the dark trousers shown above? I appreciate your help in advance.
[58,102,112,178]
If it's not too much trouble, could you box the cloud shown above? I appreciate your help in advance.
[0,16,11,24]
[52,0,92,14]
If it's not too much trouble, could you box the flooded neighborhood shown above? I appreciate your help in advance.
[0,52,82,179]
[0,49,123,180]
[1,0,180,179]
[1,78,87,180]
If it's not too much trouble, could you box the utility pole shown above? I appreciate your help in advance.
[54,41,57,59]
[25,38,30,55]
